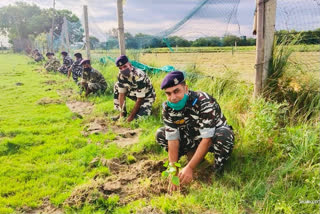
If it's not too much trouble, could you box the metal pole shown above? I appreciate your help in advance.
[83,5,91,59]
[117,0,126,55]
[51,0,55,52]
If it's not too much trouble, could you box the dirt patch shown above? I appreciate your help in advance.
[111,127,142,148]
[19,197,63,214]
[42,80,57,85]
[81,119,142,147]
[136,206,164,214]
[64,156,168,207]
[37,97,64,105]
[66,101,94,117]
[82,118,108,135]
[57,88,75,98]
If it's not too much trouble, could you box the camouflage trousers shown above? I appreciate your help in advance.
[58,66,69,75]
[156,125,234,169]
[88,82,106,93]
[113,82,155,119]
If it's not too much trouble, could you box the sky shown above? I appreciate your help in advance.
[0,0,319,45]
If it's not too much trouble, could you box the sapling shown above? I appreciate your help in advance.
[162,161,181,186]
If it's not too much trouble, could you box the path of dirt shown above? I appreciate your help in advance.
[66,101,94,117]
[64,155,168,207]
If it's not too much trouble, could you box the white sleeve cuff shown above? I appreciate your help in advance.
[199,128,215,139]
[118,87,127,93]
[165,128,180,140]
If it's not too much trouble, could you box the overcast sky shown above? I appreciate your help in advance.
[0,0,319,44]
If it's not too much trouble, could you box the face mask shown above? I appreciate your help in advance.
[167,94,189,111]
[84,67,91,72]
[120,68,131,77]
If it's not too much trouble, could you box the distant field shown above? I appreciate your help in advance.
[84,45,320,83]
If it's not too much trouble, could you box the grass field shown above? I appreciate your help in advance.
[0,53,319,213]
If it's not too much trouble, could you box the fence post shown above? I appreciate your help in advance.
[117,0,126,55]
[263,0,277,89]
[254,0,265,97]
[83,5,91,59]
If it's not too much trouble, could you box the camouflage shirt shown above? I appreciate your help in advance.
[82,68,107,87]
[62,56,73,68]
[162,90,228,141]
[117,67,156,99]
[70,58,83,77]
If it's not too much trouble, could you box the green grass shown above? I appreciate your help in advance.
[0,53,319,213]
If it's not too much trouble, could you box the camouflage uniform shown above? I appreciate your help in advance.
[156,90,234,170]
[44,57,61,72]
[58,55,73,75]
[81,68,107,93]
[114,67,156,118]
[69,58,83,82]
[34,53,44,62]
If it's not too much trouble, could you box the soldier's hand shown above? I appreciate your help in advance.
[178,166,193,186]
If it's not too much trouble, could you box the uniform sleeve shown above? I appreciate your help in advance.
[117,75,127,93]
[198,93,216,139]
[162,105,180,140]
[135,76,149,98]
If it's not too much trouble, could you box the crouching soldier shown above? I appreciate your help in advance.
[156,71,234,192]
[32,49,44,62]
[68,52,83,83]
[58,51,73,75]
[44,52,61,72]
[79,59,107,97]
[113,55,156,122]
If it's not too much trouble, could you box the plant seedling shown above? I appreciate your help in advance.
[162,161,181,186]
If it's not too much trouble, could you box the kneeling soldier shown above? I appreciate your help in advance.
[113,55,156,122]
[156,71,234,192]
[44,52,61,72]
[68,52,83,83]
[79,59,107,97]
[58,51,73,75]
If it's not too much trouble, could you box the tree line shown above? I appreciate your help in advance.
[0,2,83,52]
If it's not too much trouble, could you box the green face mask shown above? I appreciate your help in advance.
[167,94,189,111]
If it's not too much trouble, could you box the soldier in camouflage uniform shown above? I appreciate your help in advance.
[68,52,83,83]
[58,51,73,75]
[44,52,61,72]
[32,49,44,62]
[79,59,107,97]
[113,55,156,122]
[156,71,234,192]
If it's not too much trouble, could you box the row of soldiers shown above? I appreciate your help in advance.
[38,52,235,191]
[36,50,107,97]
